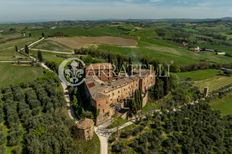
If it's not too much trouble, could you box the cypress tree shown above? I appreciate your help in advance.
[24,45,29,54]
[37,51,43,62]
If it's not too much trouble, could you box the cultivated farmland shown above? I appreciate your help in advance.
[195,76,232,92]
[210,92,232,115]
[176,69,221,81]
[48,36,138,49]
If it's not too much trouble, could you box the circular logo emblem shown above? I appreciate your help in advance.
[59,58,86,86]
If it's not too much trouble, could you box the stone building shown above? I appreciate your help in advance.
[76,118,94,141]
[84,63,156,125]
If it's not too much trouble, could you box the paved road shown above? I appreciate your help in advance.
[95,127,109,154]
[61,82,79,123]
[40,63,78,122]
[19,37,45,52]
[20,39,78,123]
[29,38,45,48]
[95,121,134,154]
[31,48,75,55]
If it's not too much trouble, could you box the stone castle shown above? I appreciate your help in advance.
[84,63,156,125]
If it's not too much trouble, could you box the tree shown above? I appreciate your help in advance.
[116,55,123,73]
[129,90,143,114]
[140,57,150,69]
[151,78,164,100]
[42,32,45,38]
[15,45,18,52]
[72,96,79,116]
[107,54,111,63]
[37,51,43,62]
[135,90,142,110]
[0,133,5,145]
[130,99,137,114]
[24,45,29,54]
[127,57,133,76]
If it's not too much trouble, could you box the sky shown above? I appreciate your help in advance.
[0,0,231,23]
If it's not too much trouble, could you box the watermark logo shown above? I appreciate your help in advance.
[59,58,171,87]
[59,58,85,86]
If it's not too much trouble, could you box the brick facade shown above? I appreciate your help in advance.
[84,63,156,125]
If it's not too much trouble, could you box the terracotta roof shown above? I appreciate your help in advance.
[77,118,94,129]
[93,92,109,100]
[85,68,155,101]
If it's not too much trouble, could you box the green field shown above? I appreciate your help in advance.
[27,25,133,37]
[30,51,70,65]
[210,92,232,115]
[1,22,232,65]
[0,37,37,61]
[97,40,232,65]
[0,63,44,88]
[33,40,72,52]
[195,76,232,92]
[176,69,220,81]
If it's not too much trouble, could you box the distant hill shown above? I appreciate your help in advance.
[1,17,231,25]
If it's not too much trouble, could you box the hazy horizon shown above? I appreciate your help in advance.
[0,0,232,23]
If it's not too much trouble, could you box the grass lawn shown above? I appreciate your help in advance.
[210,92,232,115]
[176,69,221,81]
[195,76,232,92]
[0,63,44,88]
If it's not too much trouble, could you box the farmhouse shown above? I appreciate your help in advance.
[216,52,226,55]
[84,63,156,125]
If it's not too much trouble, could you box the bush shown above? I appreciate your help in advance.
[0,133,5,145]
[111,144,127,153]
[7,131,20,146]
[120,131,132,138]
[132,127,143,136]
